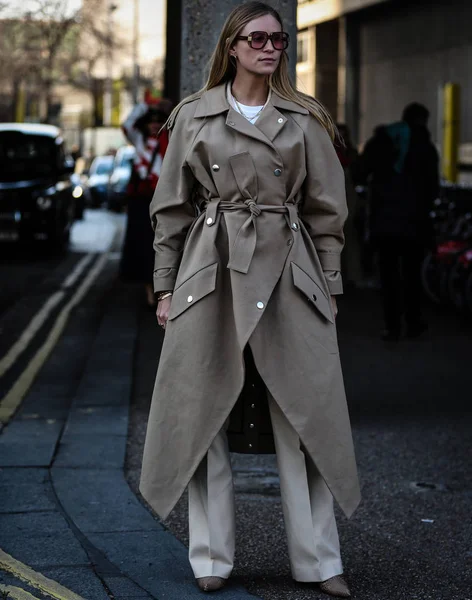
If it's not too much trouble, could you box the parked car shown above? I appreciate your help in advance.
[84,155,114,207]
[108,145,135,212]
[0,123,76,251]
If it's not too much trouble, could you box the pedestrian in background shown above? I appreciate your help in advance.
[335,124,363,288]
[140,2,360,598]
[355,103,439,340]
[120,99,173,307]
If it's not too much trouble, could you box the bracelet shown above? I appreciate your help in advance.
[157,291,173,302]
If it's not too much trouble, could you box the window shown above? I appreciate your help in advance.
[297,31,310,64]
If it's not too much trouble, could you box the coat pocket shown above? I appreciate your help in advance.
[291,262,335,324]
[168,262,218,321]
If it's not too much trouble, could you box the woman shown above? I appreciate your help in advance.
[120,100,172,307]
[140,2,360,597]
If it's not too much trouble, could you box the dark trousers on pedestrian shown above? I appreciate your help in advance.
[376,239,425,334]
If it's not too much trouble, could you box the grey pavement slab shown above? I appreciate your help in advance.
[73,378,132,407]
[0,468,55,515]
[51,468,158,533]
[54,433,127,469]
[0,419,64,467]
[17,381,78,420]
[0,467,48,485]
[0,480,56,513]
[0,511,90,568]
[64,405,129,436]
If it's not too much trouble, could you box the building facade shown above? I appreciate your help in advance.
[297,0,472,167]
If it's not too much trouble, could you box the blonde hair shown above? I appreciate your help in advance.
[167,1,337,140]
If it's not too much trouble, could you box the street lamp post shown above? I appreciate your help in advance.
[104,1,118,126]
[132,0,140,104]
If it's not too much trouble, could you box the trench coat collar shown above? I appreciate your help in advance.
[194,83,309,118]
[194,83,309,148]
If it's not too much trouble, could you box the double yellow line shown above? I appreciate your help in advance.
[0,549,86,600]
[0,253,108,427]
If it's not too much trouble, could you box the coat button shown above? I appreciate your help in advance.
[212,164,220,172]
[248,443,253,448]
[187,295,193,303]
[287,239,293,246]
[291,222,299,231]
[251,404,255,409]
[274,168,282,177]
[249,423,254,428]
[278,117,284,124]
[206,217,214,225]
[256,301,264,309]
[228,121,235,126]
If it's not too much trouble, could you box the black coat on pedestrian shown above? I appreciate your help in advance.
[355,123,439,245]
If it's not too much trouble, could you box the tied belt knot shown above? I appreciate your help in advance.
[204,198,299,274]
[244,198,262,217]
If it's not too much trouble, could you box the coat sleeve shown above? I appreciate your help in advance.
[122,102,148,146]
[149,106,197,293]
[301,118,348,295]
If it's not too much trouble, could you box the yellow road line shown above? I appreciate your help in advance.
[0,254,94,378]
[62,254,95,290]
[0,583,42,600]
[0,549,86,600]
[0,253,108,425]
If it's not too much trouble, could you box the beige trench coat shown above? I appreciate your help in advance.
[140,84,361,520]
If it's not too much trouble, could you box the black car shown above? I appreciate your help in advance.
[0,123,76,251]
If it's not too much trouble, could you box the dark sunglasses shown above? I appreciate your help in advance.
[236,31,289,51]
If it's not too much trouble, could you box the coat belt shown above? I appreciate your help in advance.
[204,198,299,274]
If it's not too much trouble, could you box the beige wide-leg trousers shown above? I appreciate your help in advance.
[188,392,343,582]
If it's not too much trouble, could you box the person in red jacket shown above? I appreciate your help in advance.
[120,99,172,307]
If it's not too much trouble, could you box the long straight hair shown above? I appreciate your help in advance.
[167,1,336,140]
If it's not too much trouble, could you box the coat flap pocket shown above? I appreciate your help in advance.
[168,263,218,321]
[291,262,334,324]
[229,152,258,200]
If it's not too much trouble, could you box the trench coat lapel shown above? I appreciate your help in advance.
[254,104,287,143]
[225,108,276,151]
[194,84,310,150]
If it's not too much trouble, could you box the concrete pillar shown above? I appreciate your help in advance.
[165,0,297,103]
[314,19,339,121]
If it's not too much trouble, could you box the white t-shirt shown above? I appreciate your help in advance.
[227,84,269,124]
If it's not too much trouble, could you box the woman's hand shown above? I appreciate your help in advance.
[156,295,172,329]
[331,296,338,319]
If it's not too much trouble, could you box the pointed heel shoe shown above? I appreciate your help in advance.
[319,575,351,598]
[196,576,226,592]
